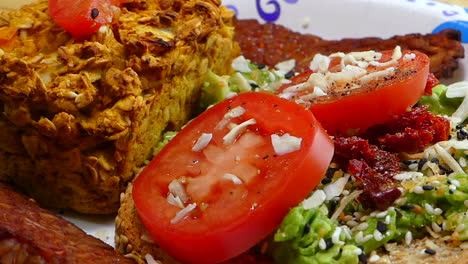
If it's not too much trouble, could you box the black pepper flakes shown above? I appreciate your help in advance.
[91,8,100,19]
[424,248,436,255]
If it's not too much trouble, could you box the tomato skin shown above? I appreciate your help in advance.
[48,0,120,40]
[133,92,333,264]
[278,50,430,136]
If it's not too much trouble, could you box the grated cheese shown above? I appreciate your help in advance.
[309,54,331,73]
[231,56,252,73]
[223,118,257,145]
[168,180,189,204]
[192,133,213,152]
[451,87,468,124]
[324,174,350,201]
[271,133,302,155]
[275,59,296,73]
[434,143,464,173]
[446,81,468,98]
[302,190,326,209]
[223,173,243,185]
[170,203,197,224]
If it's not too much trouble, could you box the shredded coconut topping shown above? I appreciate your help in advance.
[271,133,302,155]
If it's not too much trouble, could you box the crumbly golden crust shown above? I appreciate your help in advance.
[0,182,134,263]
[116,183,181,264]
[0,0,239,214]
[117,183,468,264]
[374,237,468,264]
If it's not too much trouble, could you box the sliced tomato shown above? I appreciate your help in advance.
[133,92,333,264]
[48,0,120,40]
[277,49,430,136]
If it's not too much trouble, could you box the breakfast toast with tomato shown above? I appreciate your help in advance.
[115,45,468,264]
[0,0,239,214]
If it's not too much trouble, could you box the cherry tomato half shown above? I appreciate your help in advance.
[133,92,334,264]
[277,49,430,136]
[48,0,120,40]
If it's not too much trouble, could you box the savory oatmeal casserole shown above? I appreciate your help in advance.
[0,0,239,214]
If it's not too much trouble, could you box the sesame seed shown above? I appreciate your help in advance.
[358,252,368,264]
[422,185,434,191]
[451,179,461,187]
[354,222,369,231]
[408,163,418,170]
[257,63,266,69]
[418,158,428,170]
[284,71,295,79]
[91,8,100,19]
[325,238,334,250]
[424,248,436,255]
[425,203,435,214]
[400,204,415,210]
[377,221,388,233]
[456,223,465,233]
[433,208,443,215]
[303,223,311,234]
[432,222,442,232]
[363,234,374,243]
[319,238,327,250]
[413,186,424,194]
[355,231,364,243]
[321,177,332,184]
[405,231,413,245]
[353,248,363,256]
[373,229,384,241]
[449,184,457,192]
[347,220,359,227]
[385,215,391,225]
[369,254,381,262]
[375,211,388,218]
[332,227,342,244]
[431,157,440,164]
[402,160,417,165]
[439,164,454,174]
[249,82,259,88]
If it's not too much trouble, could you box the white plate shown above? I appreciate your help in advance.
[2,0,468,248]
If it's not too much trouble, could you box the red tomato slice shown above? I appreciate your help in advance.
[48,0,120,40]
[277,49,430,136]
[133,92,334,264]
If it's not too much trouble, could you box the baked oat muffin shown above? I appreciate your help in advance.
[0,0,239,214]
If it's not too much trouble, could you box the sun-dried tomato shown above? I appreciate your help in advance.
[362,106,450,153]
[424,73,440,95]
[334,136,401,210]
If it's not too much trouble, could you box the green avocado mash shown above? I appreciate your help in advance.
[272,172,468,264]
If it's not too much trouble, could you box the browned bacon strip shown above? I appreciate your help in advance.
[0,183,133,264]
[234,19,464,79]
